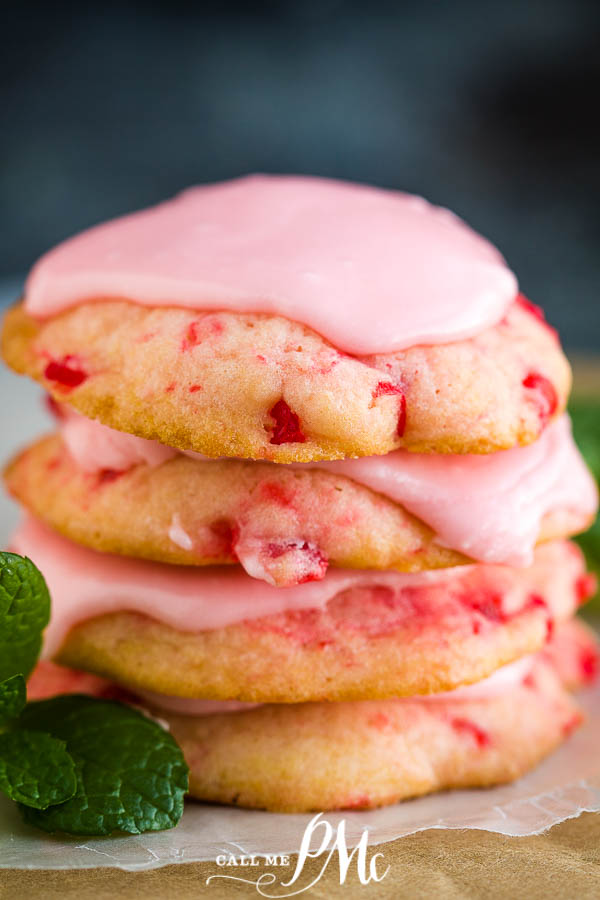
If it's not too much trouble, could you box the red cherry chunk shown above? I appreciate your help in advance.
[269,399,306,444]
[397,394,407,437]
[580,648,599,683]
[450,717,491,748]
[575,573,597,605]
[516,294,558,339]
[522,372,558,421]
[373,380,403,398]
[44,356,88,389]
[517,294,546,323]
[266,540,328,584]
[373,381,406,437]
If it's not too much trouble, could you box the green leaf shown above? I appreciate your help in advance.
[570,398,600,482]
[0,675,26,724]
[0,730,76,809]
[0,552,51,681]
[18,696,189,835]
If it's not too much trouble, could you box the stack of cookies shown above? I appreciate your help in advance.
[3,176,598,811]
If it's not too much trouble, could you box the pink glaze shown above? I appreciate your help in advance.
[58,410,597,568]
[315,414,597,566]
[24,175,517,354]
[60,410,175,472]
[11,517,465,659]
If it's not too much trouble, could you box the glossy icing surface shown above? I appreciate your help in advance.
[25,175,517,354]
[12,517,463,658]
[314,415,597,566]
[10,518,584,663]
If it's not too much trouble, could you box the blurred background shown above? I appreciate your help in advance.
[1,0,599,350]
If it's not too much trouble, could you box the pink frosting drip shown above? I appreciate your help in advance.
[60,411,175,472]
[58,411,597,568]
[10,517,468,659]
[313,415,597,566]
[24,175,517,354]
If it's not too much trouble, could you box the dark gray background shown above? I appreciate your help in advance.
[1,0,599,349]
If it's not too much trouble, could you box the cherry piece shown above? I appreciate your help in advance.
[268,399,306,444]
[397,393,407,437]
[522,372,558,421]
[373,381,406,436]
[516,294,558,339]
[97,469,123,485]
[516,294,546,323]
[580,649,599,683]
[44,356,88,389]
[467,589,506,623]
[181,317,224,351]
[259,481,293,506]
[450,717,491,748]
[266,540,328,584]
[574,573,597,605]
[373,380,403,398]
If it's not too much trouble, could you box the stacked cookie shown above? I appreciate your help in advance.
[3,176,598,812]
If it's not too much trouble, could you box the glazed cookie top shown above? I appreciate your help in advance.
[10,517,588,660]
[24,175,517,354]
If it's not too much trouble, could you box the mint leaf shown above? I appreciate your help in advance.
[0,552,50,681]
[0,730,76,809]
[18,696,189,835]
[0,675,26,723]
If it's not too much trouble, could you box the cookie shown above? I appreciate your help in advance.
[5,433,465,577]
[13,512,582,702]
[2,296,570,460]
[142,656,585,811]
[6,416,595,582]
[26,620,595,812]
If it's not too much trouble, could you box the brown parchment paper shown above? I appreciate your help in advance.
[1,811,599,900]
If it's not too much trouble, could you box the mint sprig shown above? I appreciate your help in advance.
[18,696,188,835]
[0,674,26,724]
[0,730,76,809]
[0,551,50,681]
[0,551,189,835]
